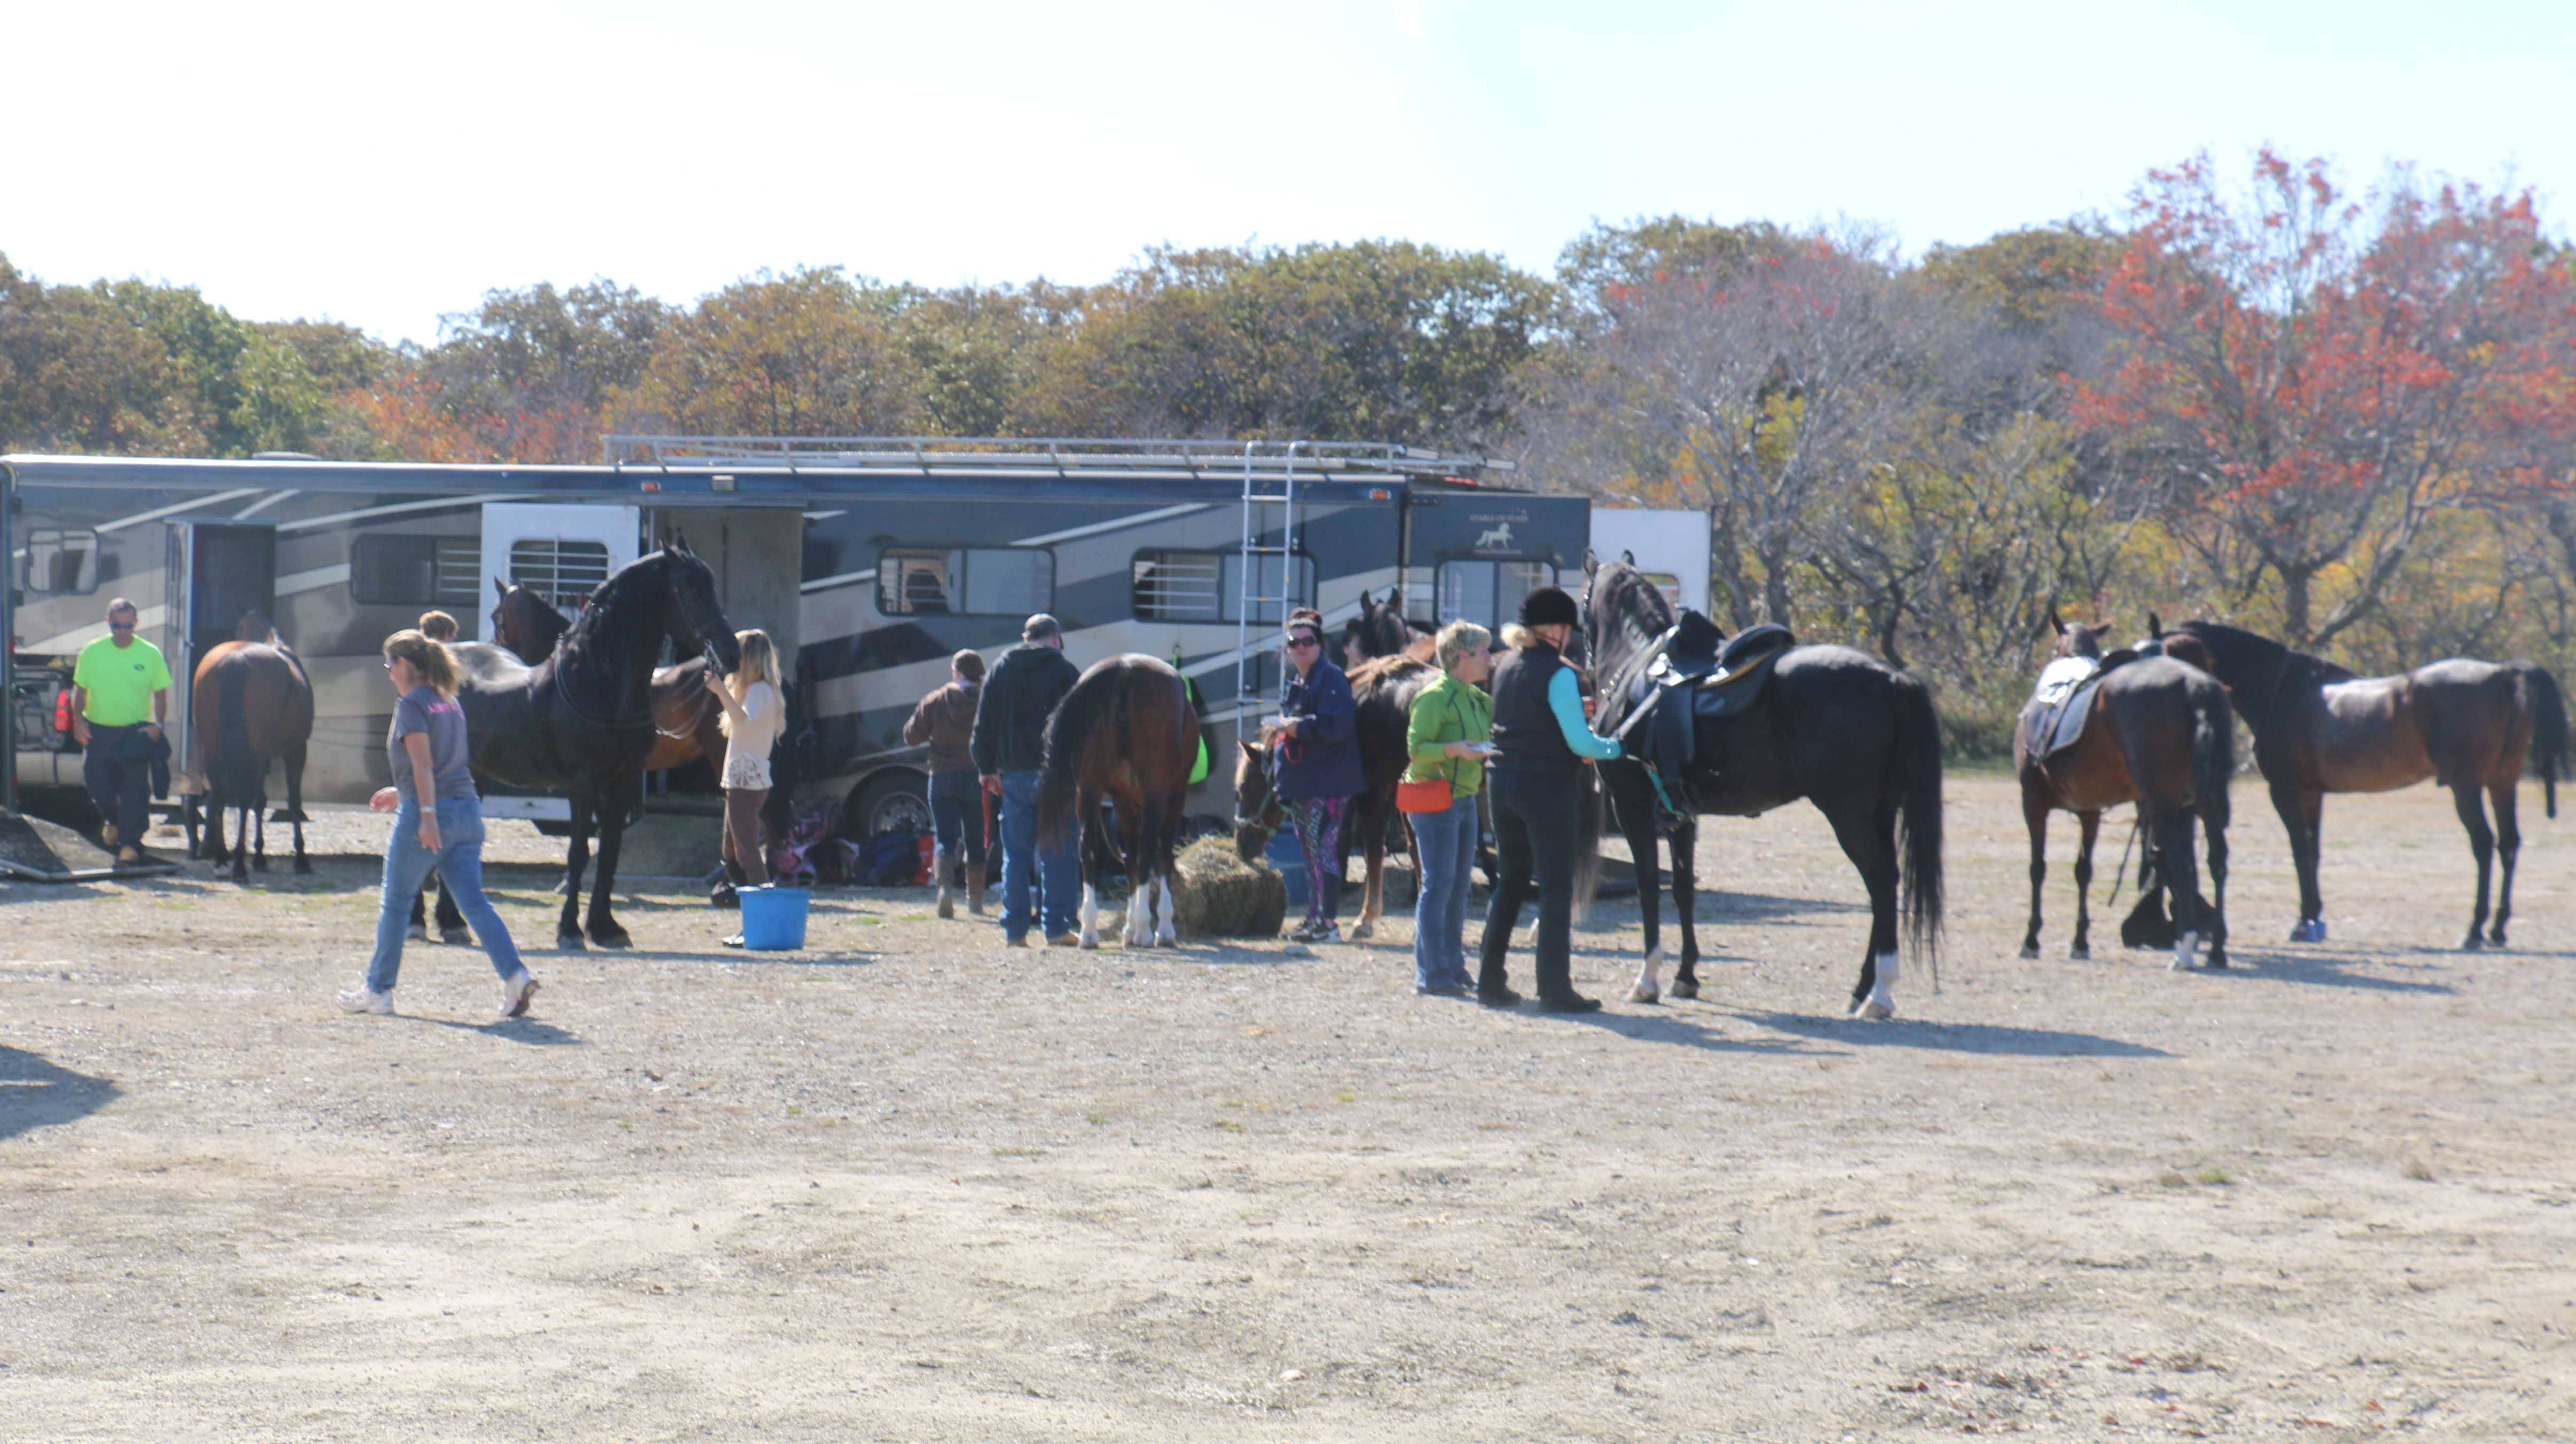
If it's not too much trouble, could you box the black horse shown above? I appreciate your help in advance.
[2151,617,2569,947]
[1581,557,1944,1018]
[449,543,739,949]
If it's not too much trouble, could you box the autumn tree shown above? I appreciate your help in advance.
[614,267,928,438]
[2076,152,2576,646]
[1028,241,1554,449]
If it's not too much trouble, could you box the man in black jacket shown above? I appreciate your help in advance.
[971,613,1084,947]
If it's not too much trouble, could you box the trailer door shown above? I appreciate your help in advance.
[477,504,640,638]
[168,521,278,772]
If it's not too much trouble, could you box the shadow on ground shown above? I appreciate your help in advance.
[1732,1009,2173,1058]
[0,1046,121,1140]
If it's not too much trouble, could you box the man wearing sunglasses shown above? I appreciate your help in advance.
[69,598,172,864]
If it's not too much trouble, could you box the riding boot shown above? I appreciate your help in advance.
[935,845,955,919]
[966,859,987,915]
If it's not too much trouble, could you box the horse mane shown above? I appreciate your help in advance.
[552,550,692,713]
[2181,618,2356,685]
[1584,560,1679,732]
[1348,653,1434,691]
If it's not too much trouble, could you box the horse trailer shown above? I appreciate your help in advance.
[3,441,1592,836]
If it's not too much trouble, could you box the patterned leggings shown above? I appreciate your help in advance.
[1287,796,1348,925]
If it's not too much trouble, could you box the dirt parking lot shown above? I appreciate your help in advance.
[5,773,2574,1440]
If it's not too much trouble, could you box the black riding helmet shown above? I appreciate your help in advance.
[1519,585,1579,630]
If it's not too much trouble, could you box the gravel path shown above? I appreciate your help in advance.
[5,774,2573,1439]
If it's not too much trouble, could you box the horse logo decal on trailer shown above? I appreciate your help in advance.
[1475,521,1514,550]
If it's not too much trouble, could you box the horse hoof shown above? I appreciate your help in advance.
[441,928,473,946]
[2488,929,2509,948]
[1852,998,1896,1021]
[557,934,587,951]
[590,932,633,950]
[1670,978,1698,1001]
[1349,922,1376,942]
[406,924,430,942]
[2017,943,2040,959]
[1627,985,1660,1004]
[2205,950,2229,969]
[2462,932,2484,951]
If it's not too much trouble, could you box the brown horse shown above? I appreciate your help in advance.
[1037,655,1199,948]
[1231,653,1440,940]
[2151,617,2570,948]
[2016,613,2234,969]
[1340,590,1437,667]
[179,608,314,883]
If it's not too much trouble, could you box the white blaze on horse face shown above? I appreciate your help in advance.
[1629,943,1665,1004]
[2170,931,2200,972]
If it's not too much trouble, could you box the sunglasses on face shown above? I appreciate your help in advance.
[109,621,136,631]
[1285,635,1320,649]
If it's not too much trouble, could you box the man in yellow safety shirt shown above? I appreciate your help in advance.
[70,597,172,864]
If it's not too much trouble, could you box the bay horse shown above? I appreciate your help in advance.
[1038,654,1197,948]
[2015,614,2233,969]
[178,608,314,883]
[1341,590,1437,666]
[452,543,739,949]
[1231,653,1441,940]
[2151,617,2569,948]
[1582,557,1944,1018]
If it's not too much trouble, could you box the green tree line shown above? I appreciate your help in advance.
[8,150,2575,755]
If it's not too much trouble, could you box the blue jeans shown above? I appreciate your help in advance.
[83,723,157,846]
[928,769,987,867]
[367,797,525,994]
[1411,796,1480,990]
[997,771,1079,940]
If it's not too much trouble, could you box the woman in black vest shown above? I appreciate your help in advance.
[1477,586,1623,1012]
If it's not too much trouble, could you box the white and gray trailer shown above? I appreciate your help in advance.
[3,441,1592,835]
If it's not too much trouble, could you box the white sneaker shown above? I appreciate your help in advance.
[500,970,540,1019]
[337,987,393,1015]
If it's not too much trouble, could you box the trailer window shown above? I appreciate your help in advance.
[508,538,613,610]
[1130,550,1315,624]
[21,529,100,596]
[1132,551,1222,621]
[1436,559,1556,634]
[350,534,481,606]
[879,546,1055,617]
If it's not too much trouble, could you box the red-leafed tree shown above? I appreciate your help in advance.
[2077,150,2576,645]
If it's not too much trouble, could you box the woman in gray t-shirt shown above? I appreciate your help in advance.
[338,630,539,1020]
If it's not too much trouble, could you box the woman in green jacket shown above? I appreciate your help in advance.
[1405,621,1495,995]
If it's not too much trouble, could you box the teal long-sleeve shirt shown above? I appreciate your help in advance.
[1548,668,1622,760]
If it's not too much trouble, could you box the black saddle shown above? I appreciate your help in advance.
[2027,648,2140,760]
[1613,614,1795,828]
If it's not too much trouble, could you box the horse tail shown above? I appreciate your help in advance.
[1891,670,1945,956]
[215,656,256,817]
[1037,660,1111,839]
[2192,671,2234,833]
[2514,661,2568,819]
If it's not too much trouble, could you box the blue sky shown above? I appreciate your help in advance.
[8,0,2565,346]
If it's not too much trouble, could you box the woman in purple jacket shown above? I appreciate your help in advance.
[1271,612,1365,942]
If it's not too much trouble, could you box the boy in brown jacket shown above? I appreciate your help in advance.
[904,649,989,917]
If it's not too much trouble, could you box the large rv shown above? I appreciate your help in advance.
[3,441,1590,834]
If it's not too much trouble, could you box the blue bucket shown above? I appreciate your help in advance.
[738,885,811,950]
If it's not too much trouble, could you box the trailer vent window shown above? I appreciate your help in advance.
[21,529,100,596]
[509,538,613,610]
[1132,551,1223,622]
[879,546,1055,617]
[351,534,481,606]
[1437,559,1555,634]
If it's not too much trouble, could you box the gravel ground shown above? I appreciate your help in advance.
[5,773,2574,1440]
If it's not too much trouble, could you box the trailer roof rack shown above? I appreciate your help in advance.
[601,434,1513,475]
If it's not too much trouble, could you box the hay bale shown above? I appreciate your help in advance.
[1172,835,1286,938]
